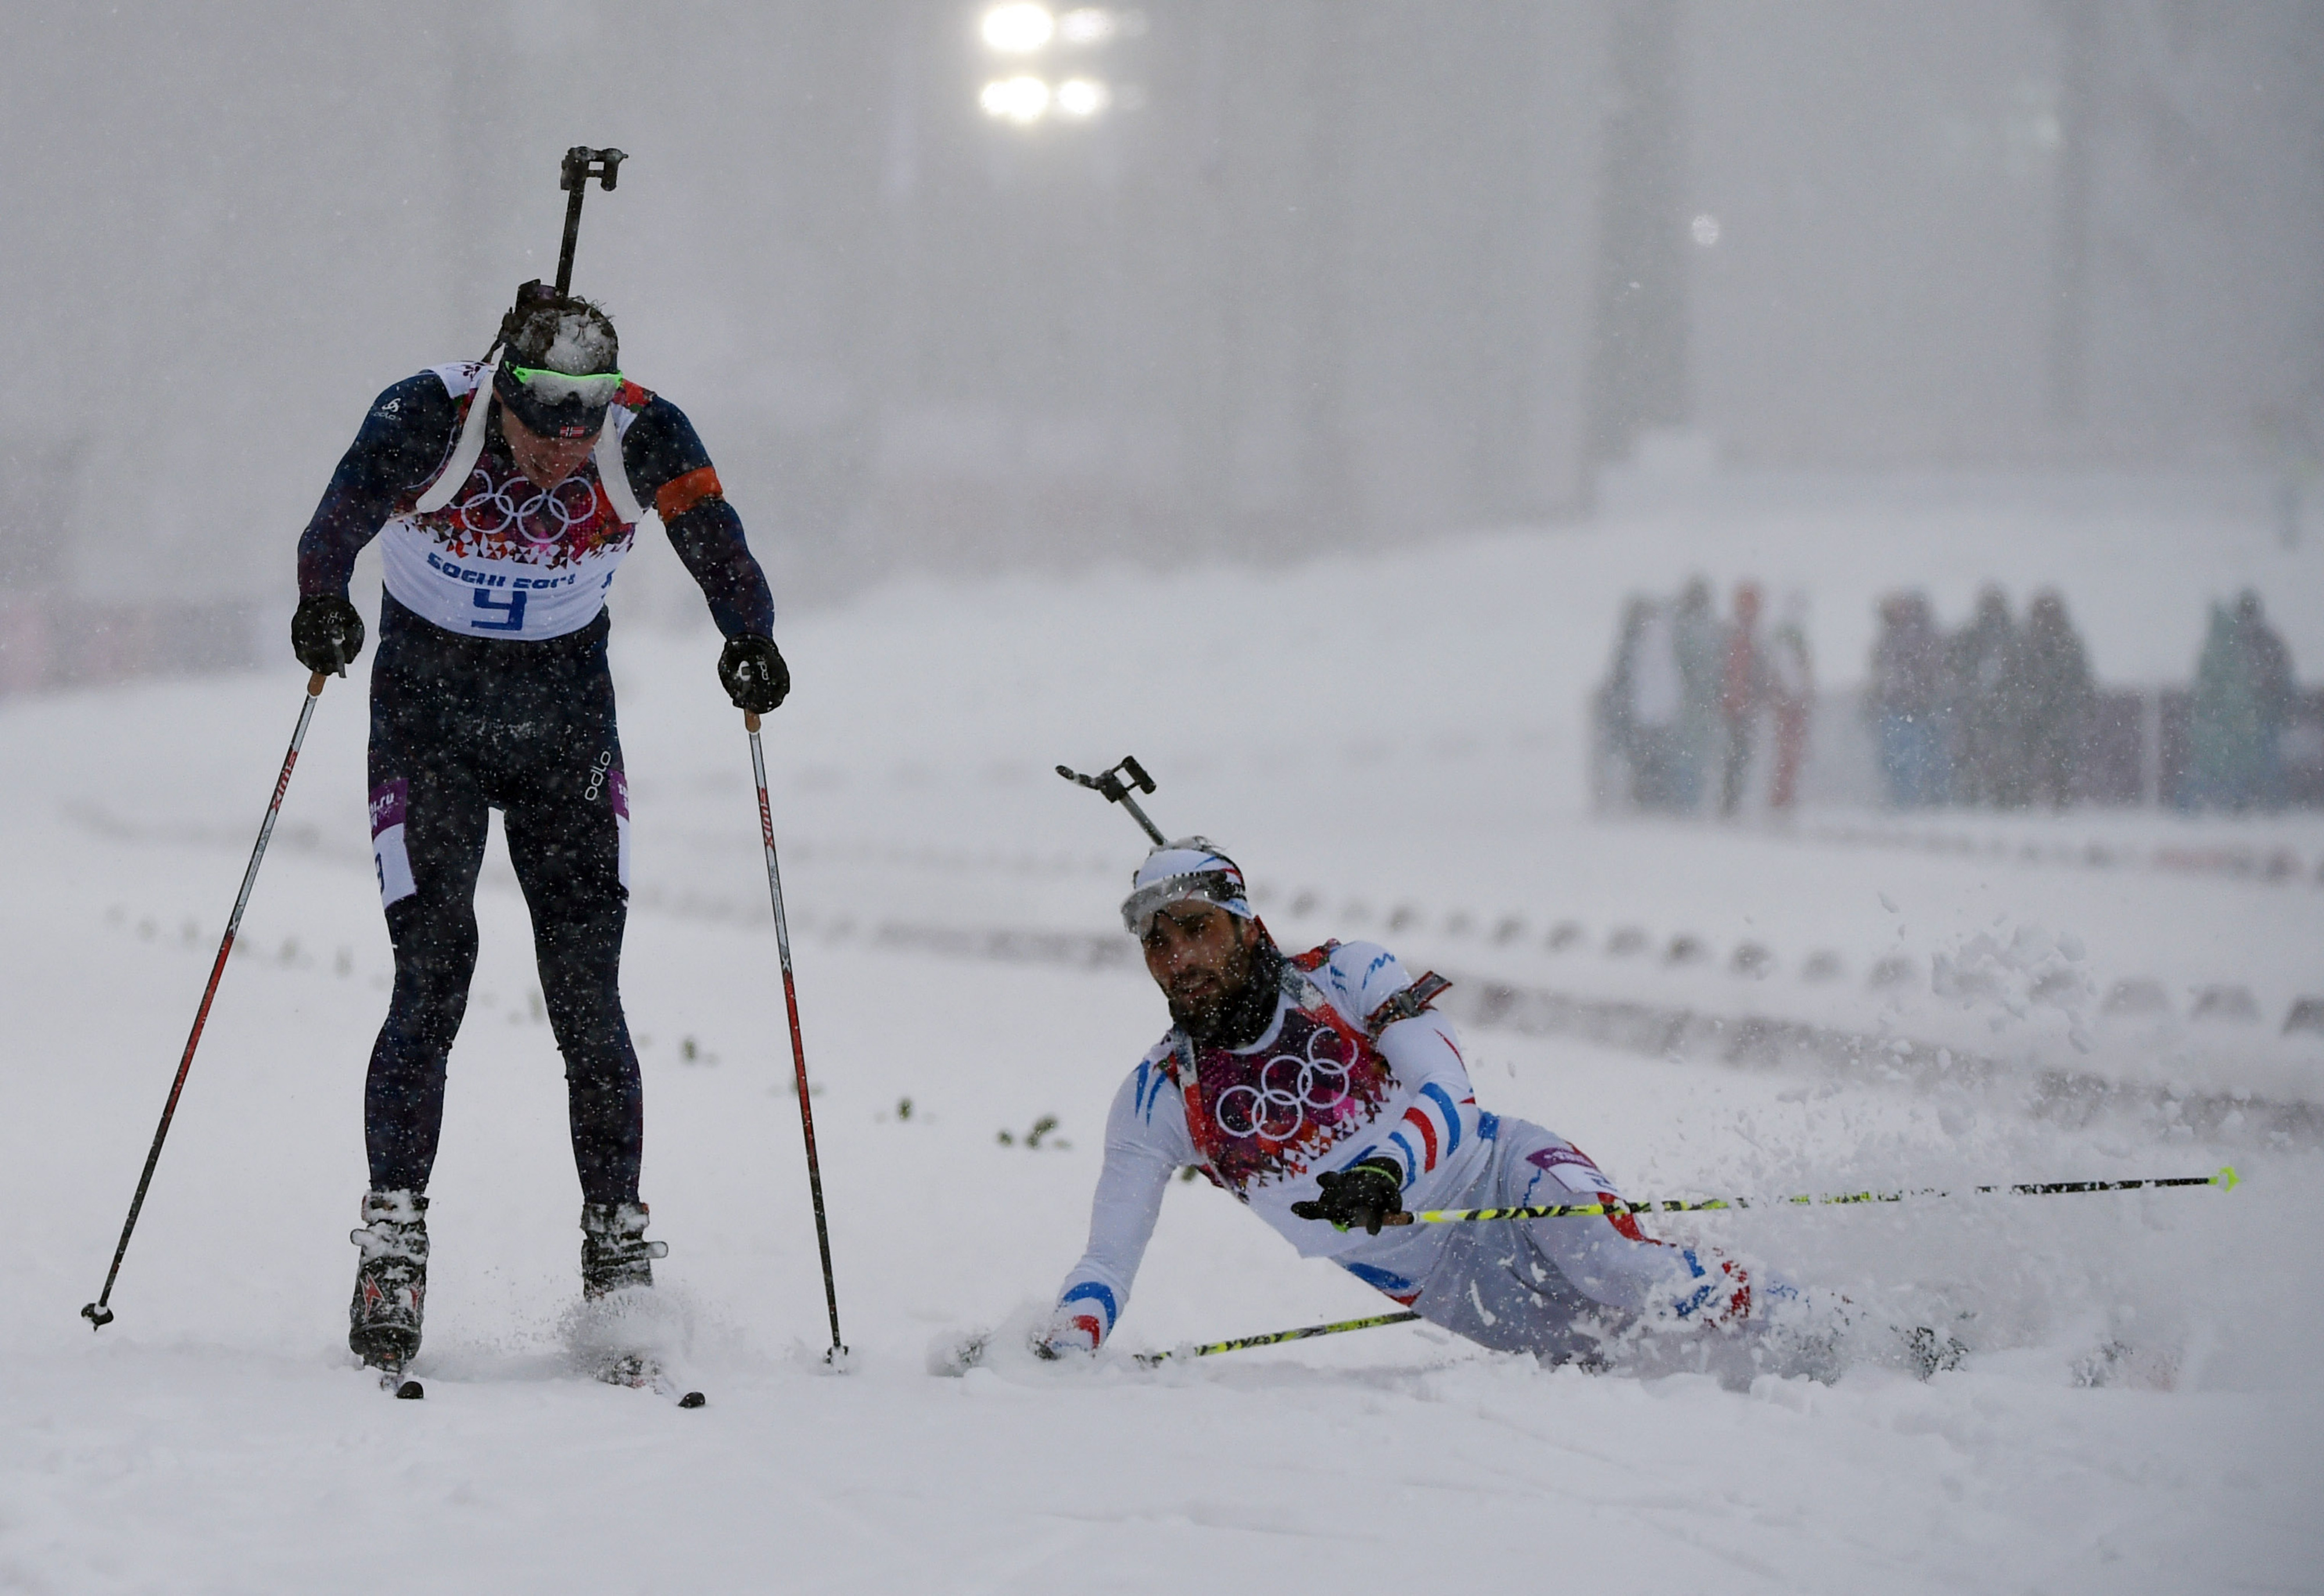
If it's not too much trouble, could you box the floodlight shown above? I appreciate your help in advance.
[1059,8,1115,44]
[1055,78,1110,116]
[982,4,1055,52]
[980,76,1051,123]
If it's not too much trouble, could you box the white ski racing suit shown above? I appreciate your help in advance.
[1048,940,1756,1362]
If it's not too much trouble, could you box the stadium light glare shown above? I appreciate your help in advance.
[980,76,1052,124]
[1058,8,1115,44]
[1055,78,1110,117]
[981,4,1055,53]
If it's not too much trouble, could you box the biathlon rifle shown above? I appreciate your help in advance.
[1057,755,1166,845]
[486,146,630,362]
[555,145,626,296]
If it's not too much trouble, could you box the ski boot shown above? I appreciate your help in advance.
[580,1200,667,1300]
[1905,1324,1968,1380]
[579,1201,680,1393]
[349,1190,429,1376]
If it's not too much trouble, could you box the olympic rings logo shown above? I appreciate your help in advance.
[451,467,604,546]
[1211,1028,1353,1142]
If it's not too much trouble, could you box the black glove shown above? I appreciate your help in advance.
[718,633,790,713]
[291,594,365,675]
[1290,1159,1405,1236]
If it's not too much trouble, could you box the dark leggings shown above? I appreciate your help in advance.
[363,595,642,1203]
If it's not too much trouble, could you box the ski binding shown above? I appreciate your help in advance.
[601,1351,705,1407]
[374,1358,424,1400]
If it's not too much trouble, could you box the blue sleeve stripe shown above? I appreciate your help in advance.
[1340,1260,1416,1297]
[1388,1132,1419,1189]
[1419,1083,1461,1155]
[1060,1281,1119,1329]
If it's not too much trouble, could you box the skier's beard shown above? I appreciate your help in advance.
[1169,926,1282,1049]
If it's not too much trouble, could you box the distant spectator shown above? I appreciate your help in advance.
[1599,596,1656,806]
[2190,590,2297,810]
[1870,591,1948,807]
[2240,591,2297,809]
[2189,604,2259,809]
[2018,590,2095,808]
[1599,594,1647,751]
[1671,576,1723,812]
[1613,596,1689,809]
[1718,582,1769,816]
[1948,585,2027,808]
[1766,591,1813,810]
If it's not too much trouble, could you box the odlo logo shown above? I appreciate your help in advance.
[584,750,614,802]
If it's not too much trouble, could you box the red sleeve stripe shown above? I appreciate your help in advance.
[1601,1193,1649,1243]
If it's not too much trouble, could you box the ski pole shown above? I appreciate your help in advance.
[744,709,846,1365]
[1132,1310,1423,1367]
[1377,1165,2240,1227]
[83,670,331,1329]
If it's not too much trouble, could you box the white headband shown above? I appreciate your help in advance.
[1120,840,1253,934]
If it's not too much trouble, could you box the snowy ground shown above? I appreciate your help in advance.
[4,511,2322,1593]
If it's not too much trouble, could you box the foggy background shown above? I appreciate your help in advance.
[1,1,2319,682]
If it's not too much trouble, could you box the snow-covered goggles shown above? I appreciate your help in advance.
[494,361,622,439]
[1121,869,1253,935]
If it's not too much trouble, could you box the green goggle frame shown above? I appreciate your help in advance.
[505,364,625,406]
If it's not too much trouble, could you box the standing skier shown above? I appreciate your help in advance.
[1041,841,1771,1367]
[291,283,790,1374]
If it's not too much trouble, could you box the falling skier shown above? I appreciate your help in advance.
[1039,840,1779,1368]
[290,281,790,1384]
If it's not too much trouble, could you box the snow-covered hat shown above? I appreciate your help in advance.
[492,286,622,439]
[1120,837,1253,935]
